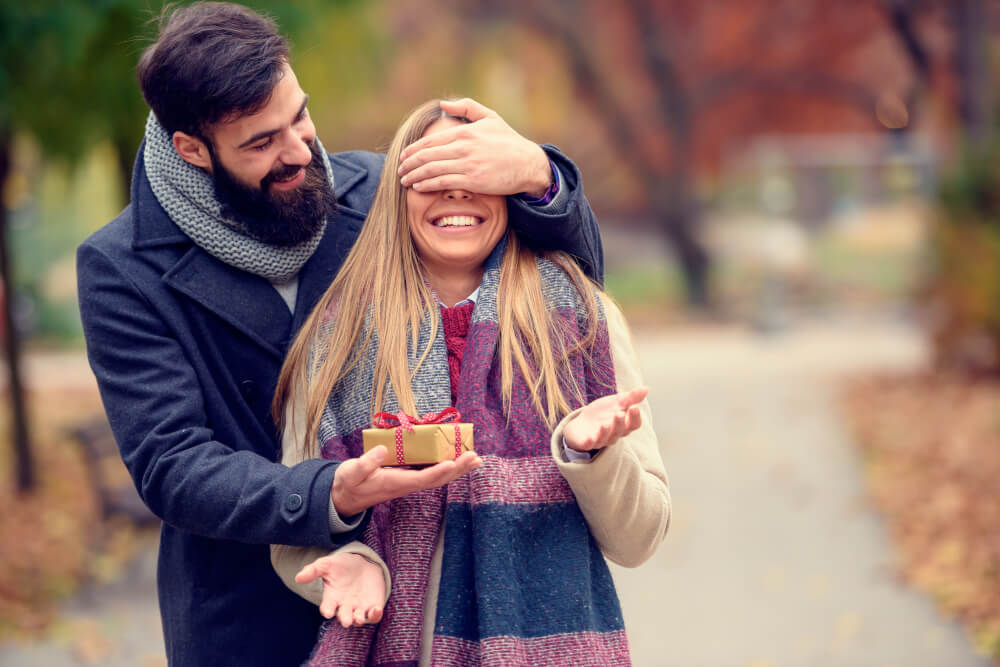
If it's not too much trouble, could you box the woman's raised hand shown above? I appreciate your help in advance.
[563,387,649,454]
[295,552,385,627]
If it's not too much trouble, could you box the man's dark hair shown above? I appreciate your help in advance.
[137,2,289,138]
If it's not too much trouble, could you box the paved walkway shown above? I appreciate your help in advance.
[1,321,992,666]
[0,537,163,667]
[614,320,992,667]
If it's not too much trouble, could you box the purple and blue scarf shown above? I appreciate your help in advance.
[309,241,629,666]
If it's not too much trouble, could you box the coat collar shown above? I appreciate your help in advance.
[129,140,369,360]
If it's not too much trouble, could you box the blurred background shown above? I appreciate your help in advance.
[1,1,999,665]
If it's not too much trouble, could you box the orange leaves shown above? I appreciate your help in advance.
[0,386,114,640]
[844,374,1000,661]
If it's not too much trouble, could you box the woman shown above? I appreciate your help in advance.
[271,100,670,667]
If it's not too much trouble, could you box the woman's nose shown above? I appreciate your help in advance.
[444,189,472,200]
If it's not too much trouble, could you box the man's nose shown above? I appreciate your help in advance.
[280,127,313,166]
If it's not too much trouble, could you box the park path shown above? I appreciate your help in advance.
[614,320,992,667]
[0,320,993,666]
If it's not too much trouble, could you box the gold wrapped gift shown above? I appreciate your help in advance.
[363,409,474,466]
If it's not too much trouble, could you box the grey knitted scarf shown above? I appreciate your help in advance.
[143,112,334,283]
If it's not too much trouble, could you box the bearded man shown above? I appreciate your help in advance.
[76,3,603,666]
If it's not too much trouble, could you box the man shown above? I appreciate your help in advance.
[76,3,603,666]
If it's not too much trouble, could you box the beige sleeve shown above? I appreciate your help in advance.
[550,292,671,567]
[269,383,391,606]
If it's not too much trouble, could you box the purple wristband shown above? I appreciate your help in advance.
[516,159,560,206]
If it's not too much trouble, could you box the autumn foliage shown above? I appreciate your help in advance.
[845,375,1000,660]
[922,130,1000,372]
[0,386,150,641]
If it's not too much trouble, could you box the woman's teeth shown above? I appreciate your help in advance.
[433,215,480,228]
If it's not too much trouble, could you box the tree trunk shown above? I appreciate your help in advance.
[660,198,711,308]
[0,127,35,493]
[652,184,711,309]
[954,0,991,143]
[630,0,712,309]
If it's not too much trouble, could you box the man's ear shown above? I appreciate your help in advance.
[173,131,213,171]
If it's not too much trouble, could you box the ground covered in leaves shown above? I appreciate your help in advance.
[0,385,148,642]
[844,374,1000,662]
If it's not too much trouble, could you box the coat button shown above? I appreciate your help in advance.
[285,493,303,511]
[240,380,258,401]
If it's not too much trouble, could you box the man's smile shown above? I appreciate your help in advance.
[268,167,306,191]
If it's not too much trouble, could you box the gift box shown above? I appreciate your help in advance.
[362,408,474,466]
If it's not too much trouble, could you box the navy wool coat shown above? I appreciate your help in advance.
[77,142,603,667]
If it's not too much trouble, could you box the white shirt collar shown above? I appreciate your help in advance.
[429,284,479,308]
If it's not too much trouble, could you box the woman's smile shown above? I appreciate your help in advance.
[431,214,482,228]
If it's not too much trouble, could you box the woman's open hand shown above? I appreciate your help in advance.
[563,387,648,453]
[295,552,386,628]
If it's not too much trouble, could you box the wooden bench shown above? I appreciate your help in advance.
[70,418,158,525]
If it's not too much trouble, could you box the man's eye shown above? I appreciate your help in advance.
[252,138,273,151]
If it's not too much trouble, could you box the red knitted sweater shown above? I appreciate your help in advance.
[439,301,475,402]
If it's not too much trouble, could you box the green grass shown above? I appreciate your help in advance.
[812,240,926,298]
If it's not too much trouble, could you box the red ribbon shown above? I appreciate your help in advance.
[372,407,461,430]
[371,408,464,464]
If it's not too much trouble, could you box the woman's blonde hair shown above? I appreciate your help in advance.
[273,99,602,453]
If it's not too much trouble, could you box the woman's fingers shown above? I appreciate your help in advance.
[565,387,650,452]
[337,600,356,628]
[610,406,642,441]
[295,563,319,584]
[625,405,643,432]
[366,606,383,624]
[617,387,649,410]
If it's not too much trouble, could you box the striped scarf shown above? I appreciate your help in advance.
[310,241,630,666]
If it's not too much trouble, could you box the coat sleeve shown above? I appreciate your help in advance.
[271,387,392,606]
[550,292,671,567]
[506,145,605,285]
[76,240,365,549]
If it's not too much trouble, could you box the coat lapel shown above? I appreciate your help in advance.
[292,154,370,329]
[163,247,292,361]
[130,140,291,361]
[131,141,375,359]
[292,207,365,330]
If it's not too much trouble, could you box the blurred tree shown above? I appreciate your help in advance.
[0,0,343,492]
[443,0,910,308]
[889,0,1000,371]
[885,0,993,141]
[0,2,96,493]
[924,133,1000,372]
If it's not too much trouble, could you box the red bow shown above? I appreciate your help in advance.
[371,408,464,465]
[372,407,461,431]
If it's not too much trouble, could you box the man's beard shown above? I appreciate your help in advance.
[210,139,337,247]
